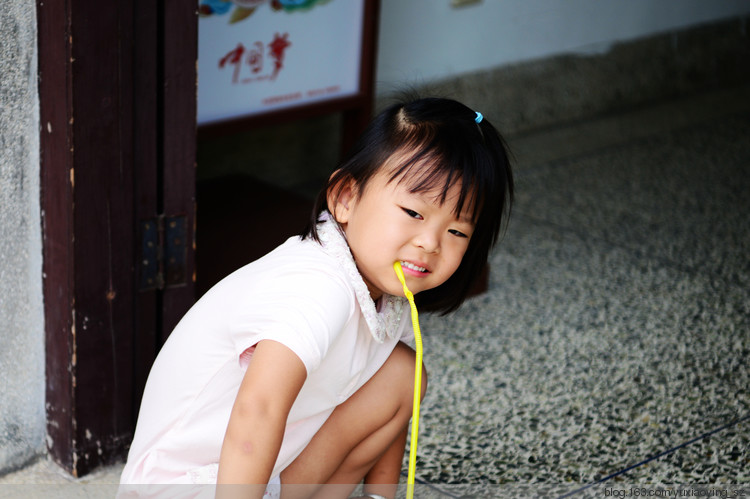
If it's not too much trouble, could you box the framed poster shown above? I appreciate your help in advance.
[197,0,377,135]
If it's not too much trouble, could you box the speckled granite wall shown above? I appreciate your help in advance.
[0,0,45,474]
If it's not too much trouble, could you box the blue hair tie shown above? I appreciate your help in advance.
[474,111,483,124]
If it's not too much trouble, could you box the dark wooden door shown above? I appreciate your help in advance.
[37,0,197,477]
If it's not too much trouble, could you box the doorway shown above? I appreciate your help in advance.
[193,114,343,296]
[37,0,378,477]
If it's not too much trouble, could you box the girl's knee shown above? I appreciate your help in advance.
[388,342,428,403]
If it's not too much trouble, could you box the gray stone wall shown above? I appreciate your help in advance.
[409,16,750,136]
[0,0,45,474]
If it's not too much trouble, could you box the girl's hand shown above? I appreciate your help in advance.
[217,339,306,492]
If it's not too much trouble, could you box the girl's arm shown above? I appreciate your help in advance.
[217,339,307,489]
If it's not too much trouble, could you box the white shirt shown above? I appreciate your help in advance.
[120,217,410,484]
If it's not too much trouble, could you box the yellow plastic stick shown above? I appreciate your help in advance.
[393,262,423,499]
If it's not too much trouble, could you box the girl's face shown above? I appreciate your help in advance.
[329,164,475,301]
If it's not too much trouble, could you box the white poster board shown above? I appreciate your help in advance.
[197,0,365,125]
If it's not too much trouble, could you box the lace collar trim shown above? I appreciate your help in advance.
[316,213,406,343]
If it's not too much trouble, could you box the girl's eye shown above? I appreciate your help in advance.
[449,229,469,238]
[402,208,423,220]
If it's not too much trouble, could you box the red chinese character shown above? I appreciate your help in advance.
[247,41,264,74]
[219,43,245,84]
[268,32,291,79]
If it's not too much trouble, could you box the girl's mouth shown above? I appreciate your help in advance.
[400,261,429,274]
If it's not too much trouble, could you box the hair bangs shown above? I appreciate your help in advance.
[385,136,485,225]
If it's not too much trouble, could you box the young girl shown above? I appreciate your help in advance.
[119,97,513,499]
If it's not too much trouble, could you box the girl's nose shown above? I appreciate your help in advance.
[414,230,440,253]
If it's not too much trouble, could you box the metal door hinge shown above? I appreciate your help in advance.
[139,215,188,291]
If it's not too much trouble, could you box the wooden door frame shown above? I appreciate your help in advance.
[37,0,197,477]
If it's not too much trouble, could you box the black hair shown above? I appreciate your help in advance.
[302,97,514,314]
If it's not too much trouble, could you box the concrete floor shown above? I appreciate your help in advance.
[412,84,750,497]
[2,86,748,497]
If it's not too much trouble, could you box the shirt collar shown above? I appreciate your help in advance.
[316,212,407,343]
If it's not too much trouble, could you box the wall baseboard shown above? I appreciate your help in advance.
[377,15,750,135]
